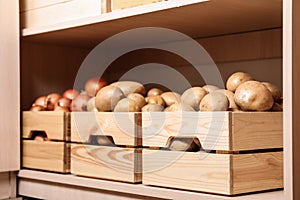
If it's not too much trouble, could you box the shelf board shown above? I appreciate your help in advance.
[18,169,285,199]
[21,0,282,47]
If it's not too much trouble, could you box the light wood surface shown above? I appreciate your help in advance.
[142,112,282,151]
[20,0,72,11]
[23,140,70,173]
[0,172,10,199]
[232,151,283,194]
[22,111,70,141]
[21,0,102,29]
[0,0,20,172]
[110,0,163,11]
[143,150,283,195]
[71,144,142,183]
[231,112,283,151]
[18,169,285,199]
[21,0,282,47]
[71,112,142,146]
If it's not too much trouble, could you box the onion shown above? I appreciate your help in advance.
[70,93,90,111]
[54,106,70,112]
[63,89,79,100]
[85,77,108,97]
[30,105,45,112]
[32,96,47,108]
[56,97,71,108]
[46,93,61,110]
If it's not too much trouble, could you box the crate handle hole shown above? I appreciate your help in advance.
[30,131,49,141]
[166,136,201,152]
[88,135,116,146]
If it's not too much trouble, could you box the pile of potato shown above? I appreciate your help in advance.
[94,72,282,112]
[29,72,282,112]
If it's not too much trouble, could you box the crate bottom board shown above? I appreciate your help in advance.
[22,140,70,173]
[71,144,142,183]
[143,149,283,195]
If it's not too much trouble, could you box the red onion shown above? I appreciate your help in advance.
[32,96,47,108]
[30,105,45,112]
[63,89,79,100]
[46,93,61,110]
[56,97,71,108]
[85,77,108,97]
[70,93,90,111]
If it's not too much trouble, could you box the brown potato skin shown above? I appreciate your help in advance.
[141,104,164,112]
[95,85,125,111]
[215,89,238,111]
[181,87,207,111]
[234,81,274,111]
[147,88,163,97]
[113,98,140,112]
[202,85,220,93]
[226,72,253,92]
[147,95,165,107]
[110,81,145,96]
[164,103,195,112]
[161,92,181,106]
[127,93,146,109]
[262,82,282,102]
[199,92,229,111]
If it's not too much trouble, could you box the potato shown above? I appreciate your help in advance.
[167,137,201,152]
[113,98,140,112]
[95,85,125,111]
[226,72,253,92]
[234,81,274,111]
[181,87,207,111]
[165,103,195,112]
[147,95,165,107]
[262,82,282,102]
[199,92,229,111]
[127,93,146,109]
[271,102,283,111]
[141,104,164,112]
[87,97,98,112]
[161,92,181,106]
[202,85,220,94]
[215,89,238,111]
[110,81,145,96]
[147,88,163,97]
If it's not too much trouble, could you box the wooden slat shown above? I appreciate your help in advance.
[71,144,141,183]
[0,0,20,172]
[143,149,231,195]
[22,111,68,140]
[111,0,164,11]
[232,152,283,194]
[21,0,102,29]
[22,140,69,173]
[0,172,10,199]
[20,0,72,12]
[231,112,283,151]
[71,112,142,146]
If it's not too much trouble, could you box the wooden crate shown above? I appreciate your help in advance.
[70,112,142,182]
[20,0,102,29]
[71,112,142,146]
[71,144,142,183]
[142,111,283,195]
[22,111,70,173]
[103,0,164,13]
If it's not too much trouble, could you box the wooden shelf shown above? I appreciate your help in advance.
[18,169,285,200]
[21,0,282,47]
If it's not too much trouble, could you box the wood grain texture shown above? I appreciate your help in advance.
[71,112,142,146]
[232,151,283,194]
[143,149,231,195]
[142,112,230,150]
[21,0,102,29]
[20,0,72,11]
[22,111,69,141]
[23,140,69,173]
[143,150,283,195]
[21,0,281,47]
[71,144,142,183]
[231,112,283,151]
[0,172,10,199]
[0,0,20,172]
[111,0,163,11]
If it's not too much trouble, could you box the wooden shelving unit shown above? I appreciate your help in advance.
[12,0,299,199]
